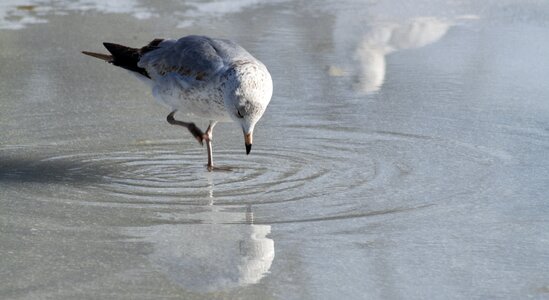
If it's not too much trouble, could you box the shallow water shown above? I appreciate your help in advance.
[1,0,549,299]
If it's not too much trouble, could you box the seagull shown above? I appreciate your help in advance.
[82,35,273,170]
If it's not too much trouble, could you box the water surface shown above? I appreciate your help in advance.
[1,0,548,299]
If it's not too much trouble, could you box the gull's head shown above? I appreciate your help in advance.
[225,61,273,155]
[231,96,269,155]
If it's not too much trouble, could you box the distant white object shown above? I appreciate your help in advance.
[332,16,455,93]
[83,35,273,170]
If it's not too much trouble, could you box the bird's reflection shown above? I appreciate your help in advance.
[128,205,274,292]
[332,15,454,93]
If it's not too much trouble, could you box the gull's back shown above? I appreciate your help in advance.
[138,35,259,82]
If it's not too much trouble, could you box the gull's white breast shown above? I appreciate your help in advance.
[151,71,231,121]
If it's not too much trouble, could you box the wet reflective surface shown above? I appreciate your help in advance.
[1,0,549,299]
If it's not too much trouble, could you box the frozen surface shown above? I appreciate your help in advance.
[1,0,548,299]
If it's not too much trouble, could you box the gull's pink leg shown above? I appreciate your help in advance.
[204,121,217,171]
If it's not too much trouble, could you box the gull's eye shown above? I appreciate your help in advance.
[237,109,244,118]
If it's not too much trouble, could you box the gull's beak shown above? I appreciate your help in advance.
[244,132,253,155]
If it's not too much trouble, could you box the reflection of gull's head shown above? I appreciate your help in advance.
[238,224,274,285]
[131,222,274,293]
[333,16,452,94]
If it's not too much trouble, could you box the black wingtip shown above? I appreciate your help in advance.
[100,42,150,78]
[102,42,123,52]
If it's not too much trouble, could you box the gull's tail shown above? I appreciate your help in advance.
[82,39,164,79]
[81,51,112,61]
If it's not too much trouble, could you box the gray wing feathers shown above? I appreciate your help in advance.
[138,35,255,81]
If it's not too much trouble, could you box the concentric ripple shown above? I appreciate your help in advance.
[1,131,506,222]
[26,145,341,206]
